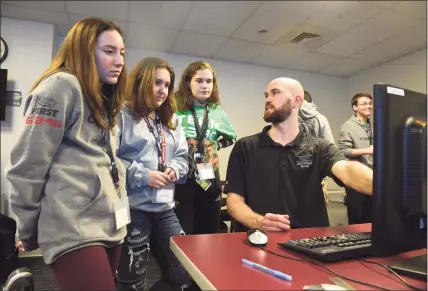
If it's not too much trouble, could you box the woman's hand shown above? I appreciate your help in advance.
[164,167,177,182]
[148,171,169,188]
[16,240,25,252]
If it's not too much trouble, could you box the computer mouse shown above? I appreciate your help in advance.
[247,228,268,246]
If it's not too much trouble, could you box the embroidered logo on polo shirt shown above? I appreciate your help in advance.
[296,154,313,168]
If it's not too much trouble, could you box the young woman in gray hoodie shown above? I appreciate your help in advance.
[5,18,129,290]
[115,57,196,291]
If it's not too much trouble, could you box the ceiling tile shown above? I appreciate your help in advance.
[274,24,339,52]
[128,1,192,29]
[305,1,382,33]
[285,53,340,72]
[182,1,261,37]
[68,14,129,36]
[56,14,129,38]
[350,24,427,63]
[127,22,178,52]
[66,1,128,21]
[169,31,227,58]
[1,4,68,25]
[251,44,307,68]
[361,1,397,8]
[316,9,421,57]
[232,1,327,44]
[2,1,66,12]
[392,1,427,19]
[213,39,266,63]
[318,57,374,77]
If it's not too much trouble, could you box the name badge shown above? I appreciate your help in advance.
[196,177,211,191]
[114,196,131,230]
[197,163,215,180]
[153,183,175,203]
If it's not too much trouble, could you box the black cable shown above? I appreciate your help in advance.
[260,247,390,290]
[359,259,424,291]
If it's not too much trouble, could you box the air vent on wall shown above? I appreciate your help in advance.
[290,32,320,44]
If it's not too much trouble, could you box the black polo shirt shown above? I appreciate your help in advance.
[224,126,346,229]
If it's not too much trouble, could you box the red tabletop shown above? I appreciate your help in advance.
[171,224,427,290]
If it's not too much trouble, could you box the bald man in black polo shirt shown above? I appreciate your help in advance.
[224,77,373,231]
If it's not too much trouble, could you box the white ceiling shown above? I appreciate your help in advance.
[1,0,426,77]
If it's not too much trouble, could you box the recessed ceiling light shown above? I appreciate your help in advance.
[258,29,268,34]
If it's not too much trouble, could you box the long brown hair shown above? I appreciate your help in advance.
[30,17,127,131]
[175,61,220,112]
[126,57,176,129]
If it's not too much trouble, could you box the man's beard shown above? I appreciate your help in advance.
[263,100,292,124]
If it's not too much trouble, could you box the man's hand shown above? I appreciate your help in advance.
[227,193,291,231]
[164,167,177,182]
[366,145,373,154]
[259,213,290,232]
[148,170,169,188]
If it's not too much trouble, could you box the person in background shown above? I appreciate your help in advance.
[174,61,237,235]
[299,90,335,144]
[5,18,128,291]
[225,77,373,232]
[338,93,373,225]
[115,57,197,291]
[298,90,336,204]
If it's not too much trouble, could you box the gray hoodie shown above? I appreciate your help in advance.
[116,105,189,213]
[299,100,335,144]
[5,72,127,264]
[338,115,373,168]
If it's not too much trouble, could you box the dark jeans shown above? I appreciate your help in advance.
[174,178,221,235]
[344,186,373,225]
[116,209,192,291]
[51,244,122,291]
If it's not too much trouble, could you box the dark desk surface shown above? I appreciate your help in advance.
[170,224,427,290]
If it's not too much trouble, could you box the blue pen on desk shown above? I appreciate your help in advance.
[241,258,292,281]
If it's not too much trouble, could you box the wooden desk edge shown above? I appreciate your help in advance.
[170,237,217,291]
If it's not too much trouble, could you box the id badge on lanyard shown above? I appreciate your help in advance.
[143,114,174,203]
[143,114,166,171]
[104,129,131,230]
[191,106,215,189]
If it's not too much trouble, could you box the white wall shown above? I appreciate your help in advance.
[0,18,54,200]
[14,20,428,195]
[348,49,427,96]
[124,48,350,182]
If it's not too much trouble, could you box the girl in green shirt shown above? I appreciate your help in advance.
[174,61,237,235]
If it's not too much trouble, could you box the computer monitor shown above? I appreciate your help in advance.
[372,83,427,280]
[0,69,7,121]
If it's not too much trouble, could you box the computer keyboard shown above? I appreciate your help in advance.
[278,232,372,262]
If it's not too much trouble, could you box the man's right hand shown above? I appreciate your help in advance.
[148,171,170,188]
[259,213,290,232]
[366,145,373,154]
